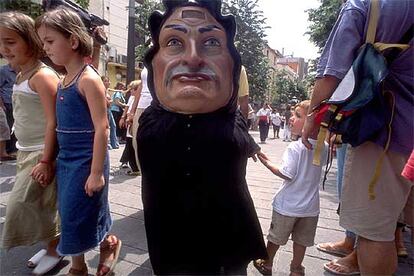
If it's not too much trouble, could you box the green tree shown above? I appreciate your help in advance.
[135,0,164,62]
[2,0,42,18]
[75,0,89,9]
[2,0,90,19]
[305,0,343,84]
[223,0,270,104]
[271,70,307,107]
[306,0,343,51]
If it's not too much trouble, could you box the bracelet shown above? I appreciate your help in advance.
[39,160,50,164]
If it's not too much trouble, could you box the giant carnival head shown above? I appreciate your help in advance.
[144,0,241,114]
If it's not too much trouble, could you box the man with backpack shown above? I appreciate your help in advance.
[302,0,413,274]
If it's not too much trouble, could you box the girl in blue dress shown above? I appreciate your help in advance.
[36,8,121,276]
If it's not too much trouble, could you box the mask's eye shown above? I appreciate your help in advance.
[204,38,220,47]
[167,38,182,47]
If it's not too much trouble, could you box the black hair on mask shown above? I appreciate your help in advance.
[144,0,241,114]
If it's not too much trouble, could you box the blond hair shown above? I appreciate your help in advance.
[0,12,44,59]
[295,100,310,113]
[128,80,141,91]
[35,7,92,57]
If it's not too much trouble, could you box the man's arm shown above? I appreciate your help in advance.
[238,66,249,118]
[126,82,142,125]
[302,75,340,149]
[90,27,108,69]
[239,95,249,119]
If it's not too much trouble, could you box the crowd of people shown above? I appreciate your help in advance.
[0,0,412,275]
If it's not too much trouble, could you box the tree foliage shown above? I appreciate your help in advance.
[2,0,43,18]
[135,0,164,62]
[270,70,307,107]
[306,0,343,52]
[223,0,270,104]
[2,0,89,19]
[305,0,343,85]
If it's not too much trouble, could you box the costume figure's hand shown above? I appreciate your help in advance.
[250,150,268,162]
[302,113,316,150]
[84,174,105,197]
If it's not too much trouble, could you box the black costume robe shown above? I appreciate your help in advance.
[137,106,267,275]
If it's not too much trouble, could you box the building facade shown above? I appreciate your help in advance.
[89,0,140,87]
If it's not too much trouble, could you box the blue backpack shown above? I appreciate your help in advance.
[313,0,412,199]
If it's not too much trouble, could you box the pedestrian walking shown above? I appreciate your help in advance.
[271,109,281,139]
[126,66,152,165]
[0,97,13,161]
[102,76,119,150]
[257,103,271,143]
[110,82,127,144]
[36,8,121,276]
[136,0,267,274]
[119,80,140,175]
[254,100,328,276]
[283,105,292,141]
[302,0,414,274]
[0,62,17,154]
[0,11,61,275]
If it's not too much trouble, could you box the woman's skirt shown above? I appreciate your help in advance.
[1,150,60,250]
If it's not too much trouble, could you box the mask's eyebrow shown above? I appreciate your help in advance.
[164,24,188,33]
[198,24,222,33]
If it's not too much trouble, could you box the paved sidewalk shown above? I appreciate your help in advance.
[0,130,413,275]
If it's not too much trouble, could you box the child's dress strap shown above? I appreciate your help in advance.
[61,64,89,88]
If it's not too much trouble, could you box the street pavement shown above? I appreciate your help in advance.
[1,130,413,275]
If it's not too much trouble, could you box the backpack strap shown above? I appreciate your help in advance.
[365,0,379,44]
[385,23,414,64]
[368,90,396,200]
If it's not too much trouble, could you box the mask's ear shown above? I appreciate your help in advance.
[148,10,164,40]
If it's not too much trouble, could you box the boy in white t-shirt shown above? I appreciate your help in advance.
[254,100,328,276]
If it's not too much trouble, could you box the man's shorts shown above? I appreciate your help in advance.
[267,211,318,247]
[340,142,413,241]
[0,108,10,141]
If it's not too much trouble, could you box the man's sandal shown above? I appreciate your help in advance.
[67,264,88,276]
[323,259,360,275]
[253,259,272,275]
[316,242,352,257]
[96,235,122,276]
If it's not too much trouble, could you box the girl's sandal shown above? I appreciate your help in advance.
[27,249,47,268]
[289,264,305,276]
[67,264,88,276]
[253,259,272,275]
[96,235,122,276]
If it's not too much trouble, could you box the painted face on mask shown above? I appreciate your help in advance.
[152,6,234,114]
